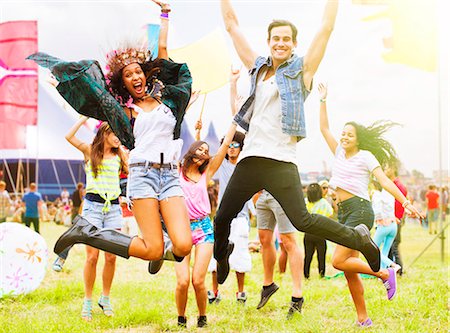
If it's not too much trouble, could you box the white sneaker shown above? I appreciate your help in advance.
[236,291,247,304]
[52,257,65,272]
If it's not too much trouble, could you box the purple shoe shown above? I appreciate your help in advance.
[357,318,373,327]
[382,268,397,300]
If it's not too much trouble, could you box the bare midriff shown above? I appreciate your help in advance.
[335,187,355,203]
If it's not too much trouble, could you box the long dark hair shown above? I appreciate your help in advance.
[108,60,162,105]
[90,123,126,178]
[346,120,399,168]
[181,141,210,178]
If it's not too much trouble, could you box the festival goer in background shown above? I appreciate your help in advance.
[71,183,85,222]
[207,70,253,305]
[0,181,12,223]
[319,179,338,218]
[120,196,139,237]
[441,186,449,220]
[22,183,43,234]
[61,187,70,205]
[371,180,400,271]
[426,185,440,234]
[304,183,333,279]
[171,69,239,327]
[53,182,86,272]
[256,190,304,318]
[215,0,382,291]
[385,165,407,275]
[318,83,423,327]
[36,1,193,270]
[65,117,126,321]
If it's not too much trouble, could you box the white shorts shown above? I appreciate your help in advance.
[208,216,251,273]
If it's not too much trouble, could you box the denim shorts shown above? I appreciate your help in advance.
[127,163,184,201]
[337,196,374,230]
[81,199,123,229]
[191,216,214,246]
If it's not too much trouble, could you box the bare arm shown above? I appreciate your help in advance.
[194,119,202,141]
[206,123,237,183]
[65,116,91,160]
[229,68,241,116]
[152,0,170,60]
[221,0,258,70]
[303,0,339,90]
[318,83,338,154]
[373,167,425,218]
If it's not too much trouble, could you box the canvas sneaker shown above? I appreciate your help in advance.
[236,291,247,304]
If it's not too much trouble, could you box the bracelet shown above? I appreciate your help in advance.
[320,98,326,103]
[402,200,411,208]
[160,12,169,19]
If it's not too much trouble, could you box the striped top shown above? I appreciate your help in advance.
[85,155,121,212]
[329,145,380,201]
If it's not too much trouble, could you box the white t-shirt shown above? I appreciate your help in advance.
[218,159,251,219]
[371,189,395,220]
[329,145,380,201]
[128,103,183,164]
[238,70,297,164]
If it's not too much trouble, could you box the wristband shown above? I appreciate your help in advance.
[402,200,411,208]
[160,12,169,19]
[320,98,326,103]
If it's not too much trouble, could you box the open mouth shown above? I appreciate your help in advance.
[133,82,144,94]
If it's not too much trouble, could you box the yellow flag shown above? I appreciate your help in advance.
[169,28,232,93]
[363,0,437,72]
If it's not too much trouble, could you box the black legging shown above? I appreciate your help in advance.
[303,234,327,278]
[214,157,361,260]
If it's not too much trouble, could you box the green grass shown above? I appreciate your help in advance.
[0,220,448,333]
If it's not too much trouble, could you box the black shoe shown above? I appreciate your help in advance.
[256,283,279,309]
[217,242,234,285]
[148,259,164,274]
[355,224,380,272]
[54,215,132,258]
[286,298,304,320]
[197,315,207,328]
[177,316,187,328]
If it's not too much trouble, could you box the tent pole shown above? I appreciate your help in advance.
[2,159,17,194]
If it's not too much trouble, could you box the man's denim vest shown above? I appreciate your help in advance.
[234,54,309,141]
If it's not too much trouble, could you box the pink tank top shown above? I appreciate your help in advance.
[179,170,211,220]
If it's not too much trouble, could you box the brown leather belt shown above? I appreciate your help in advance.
[129,162,177,170]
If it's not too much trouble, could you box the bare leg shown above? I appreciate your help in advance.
[102,252,116,297]
[259,229,276,285]
[278,242,288,274]
[280,233,303,298]
[211,271,219,294]
[236,272,245,292]
[161,197,192,257]
[192,243,214,316]
[174,254,191,316]
[84,246,99,299]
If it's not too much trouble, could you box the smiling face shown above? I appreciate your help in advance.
[267,25,297,66]
[340,124,359,151]
[121,63,146,99]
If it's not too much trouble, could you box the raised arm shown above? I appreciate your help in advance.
[152,0,170,60]
[303,0,339,90]
[221,0,258,70]
[65,116,91,160]
[206,123,237,183]
[229,68,241,116]
[318,83,338,154]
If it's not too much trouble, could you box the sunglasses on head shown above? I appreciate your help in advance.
[229,142,241,148]
[322,186,329,190]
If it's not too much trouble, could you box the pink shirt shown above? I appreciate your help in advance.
[179,171,211,220]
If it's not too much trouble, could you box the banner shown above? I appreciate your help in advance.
[0,21,38,149]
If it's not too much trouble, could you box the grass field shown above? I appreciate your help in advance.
[0,219,448,333]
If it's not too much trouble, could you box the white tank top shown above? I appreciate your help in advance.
[128,103,183,163]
